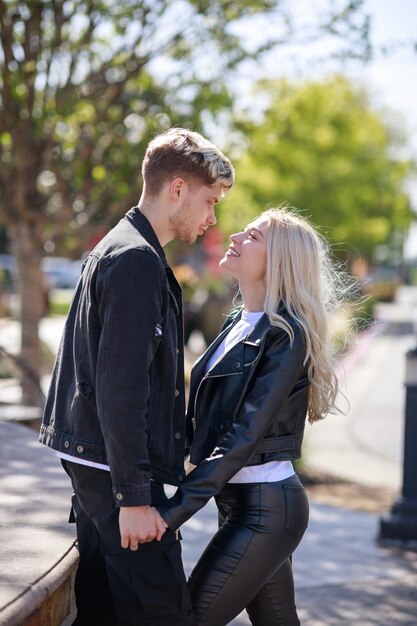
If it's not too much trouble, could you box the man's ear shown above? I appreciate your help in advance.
[169,177,186,200]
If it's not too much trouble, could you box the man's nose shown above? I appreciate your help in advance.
[207,209,217,226]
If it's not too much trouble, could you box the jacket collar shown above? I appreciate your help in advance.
[191,308,273,384]
[125,206,182,301]
[125,206,169,268]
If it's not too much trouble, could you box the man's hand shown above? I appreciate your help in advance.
[119,505,167,550]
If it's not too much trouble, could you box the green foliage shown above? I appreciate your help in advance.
[0,1,373,397]
[0,1,372,254]
[0,0,282,251]
[219,76,413,261]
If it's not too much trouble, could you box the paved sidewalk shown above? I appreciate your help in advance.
[0,420,77,626]
[304,285,417,491]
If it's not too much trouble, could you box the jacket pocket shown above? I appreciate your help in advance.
[104,531,191,620]
[210,412,232,434]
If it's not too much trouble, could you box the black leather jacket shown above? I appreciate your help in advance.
[39,208,187,506]
[158,306,309,530]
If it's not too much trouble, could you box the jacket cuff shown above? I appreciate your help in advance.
[156,501,181,531]
[112,483,152,507]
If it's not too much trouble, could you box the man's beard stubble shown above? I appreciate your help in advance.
[170,200,197,244]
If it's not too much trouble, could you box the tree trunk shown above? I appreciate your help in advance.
[14,222,45,407]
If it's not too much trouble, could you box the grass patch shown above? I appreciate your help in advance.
[48,289,73,317]
[49,299,71,316]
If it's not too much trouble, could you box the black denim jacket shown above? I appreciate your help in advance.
[39,208,186,506]
[158,307,309,530]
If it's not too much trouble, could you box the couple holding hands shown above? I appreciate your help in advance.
[40,128,340,626]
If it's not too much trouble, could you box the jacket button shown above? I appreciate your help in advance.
[64,441,70,449]
[176,348,179,354]
[178,474,184,482]
[76,445,84,454]
[234,361,241,369]
[116,493,123,501]
[175,389,180,397]
[175,432,181,440]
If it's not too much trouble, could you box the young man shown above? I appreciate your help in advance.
[39,128,234,625]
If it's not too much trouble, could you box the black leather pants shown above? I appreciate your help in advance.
[188,474,309,626]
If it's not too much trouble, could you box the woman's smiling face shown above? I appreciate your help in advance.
[219,216,268,283]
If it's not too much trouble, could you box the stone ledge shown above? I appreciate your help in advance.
[0,525,78,626]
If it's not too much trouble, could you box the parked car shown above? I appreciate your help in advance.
[0,254,82,291]
[41,257,83,290]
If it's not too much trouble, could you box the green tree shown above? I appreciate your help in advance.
[219,75,413,262]
[0,1,370,404]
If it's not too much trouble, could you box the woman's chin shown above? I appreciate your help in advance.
[219,256,238,279]
[219,255,228,269]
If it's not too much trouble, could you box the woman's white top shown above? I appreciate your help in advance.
[206,310,294,484]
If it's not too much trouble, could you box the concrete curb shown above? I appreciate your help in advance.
[0,532,78,626]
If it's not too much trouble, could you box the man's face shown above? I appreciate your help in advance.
[170,181,224,244]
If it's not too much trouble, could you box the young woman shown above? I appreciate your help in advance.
[157,207,342,626]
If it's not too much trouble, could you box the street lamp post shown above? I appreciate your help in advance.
[378,342,417,549]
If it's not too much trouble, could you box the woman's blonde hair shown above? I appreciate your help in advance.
[262,207,346,423]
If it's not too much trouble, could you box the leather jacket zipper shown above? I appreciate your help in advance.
[192,369,243,432]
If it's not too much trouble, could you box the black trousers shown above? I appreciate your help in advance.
[188,475,309,626]
[62,461,195,626]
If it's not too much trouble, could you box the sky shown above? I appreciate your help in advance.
[349,0,417,155]
[349,0,417,259]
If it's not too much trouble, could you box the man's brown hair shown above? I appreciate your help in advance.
[142,128,234,197]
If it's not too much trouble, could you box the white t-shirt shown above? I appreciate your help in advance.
[206,310,294,484]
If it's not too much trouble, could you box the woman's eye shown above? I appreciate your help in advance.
[248,231,256,239]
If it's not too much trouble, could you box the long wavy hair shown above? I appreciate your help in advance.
[262,207,346,423]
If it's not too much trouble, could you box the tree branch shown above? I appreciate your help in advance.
[0,2,15,124]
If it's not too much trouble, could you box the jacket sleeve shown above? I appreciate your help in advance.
[157,325,306,529]
[95,248,164,507]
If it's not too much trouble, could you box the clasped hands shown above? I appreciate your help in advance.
[119,505,168,551]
